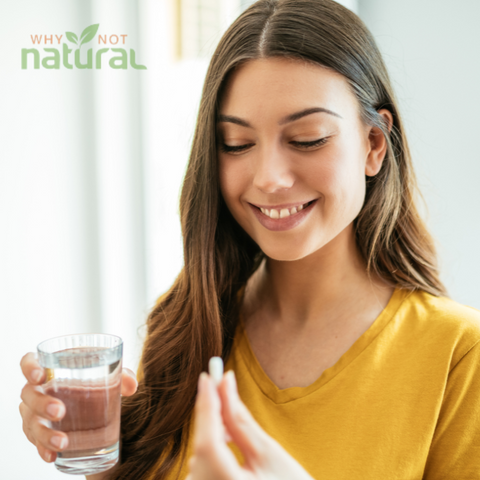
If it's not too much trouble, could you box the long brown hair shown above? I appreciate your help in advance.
[111,0,447,478]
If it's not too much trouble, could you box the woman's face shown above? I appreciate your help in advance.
[217,57,391,261]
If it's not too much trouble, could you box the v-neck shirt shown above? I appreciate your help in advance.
[146,287,480,479]
[235,286,409,404]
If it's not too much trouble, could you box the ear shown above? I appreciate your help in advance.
[365,108,394,177]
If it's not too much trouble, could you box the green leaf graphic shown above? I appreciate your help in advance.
[79,23,99,46]
[65,31,78,44]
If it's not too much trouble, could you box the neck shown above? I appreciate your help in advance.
[244,223,394,328]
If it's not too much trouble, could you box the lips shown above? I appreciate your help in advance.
[248,199,318,232]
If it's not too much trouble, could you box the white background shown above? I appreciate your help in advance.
[1,0,479,478]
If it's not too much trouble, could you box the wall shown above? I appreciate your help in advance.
[360,0,480,308]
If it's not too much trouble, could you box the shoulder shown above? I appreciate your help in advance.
[404,289,480,333]
[399,288,480,366]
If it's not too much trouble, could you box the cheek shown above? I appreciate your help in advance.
[218,158,248,213]
[305,148,366,217]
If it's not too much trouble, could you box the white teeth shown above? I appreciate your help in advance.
[258,201,311,219]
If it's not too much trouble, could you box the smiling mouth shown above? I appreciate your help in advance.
[252,200,316,219]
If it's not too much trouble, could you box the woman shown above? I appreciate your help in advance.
[19,0,480,479]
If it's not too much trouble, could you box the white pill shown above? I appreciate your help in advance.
[208,357,224,386]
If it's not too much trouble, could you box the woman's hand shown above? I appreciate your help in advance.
[19,352,138,464]
[187,370,314,480]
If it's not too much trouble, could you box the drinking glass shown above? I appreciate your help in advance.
[37,333,123,475]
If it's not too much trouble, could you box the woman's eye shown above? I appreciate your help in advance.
[218,137,328,154]
[291,138,328,149]
[218,143,254,154]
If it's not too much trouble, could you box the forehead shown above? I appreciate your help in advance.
[219,57,359,120]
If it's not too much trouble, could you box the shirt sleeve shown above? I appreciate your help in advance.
[136,360,145,383]
[423,340,480,479]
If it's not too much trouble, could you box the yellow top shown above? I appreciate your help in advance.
[143,287,480,479]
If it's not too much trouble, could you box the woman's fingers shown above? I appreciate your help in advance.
[19,351,69,462]
[19,398,69,455]
[20,352,45,385]
[30,419,68,453]
[218,371,273,467]
[19,401,36,444]
[197,370,314,480]
[189,373,242,480]
[194,373,224,448]
[20,383,65,422]
[37,443,56,463]
[121,368,138,397]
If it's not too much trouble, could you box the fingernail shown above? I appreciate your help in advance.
[226,370,238,398]
[198,372,208,393]
[50,436,67,449]
[31,369,42,383]
[47,403,64,419]
[45,451,53,462]
[125,370,138,387]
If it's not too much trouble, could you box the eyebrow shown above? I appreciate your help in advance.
[216,107,343,128]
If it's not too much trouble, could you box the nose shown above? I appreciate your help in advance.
[252,143,295,194]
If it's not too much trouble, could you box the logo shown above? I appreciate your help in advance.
[22,24,147,70]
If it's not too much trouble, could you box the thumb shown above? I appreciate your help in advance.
[121,368,138,397]
[219,370,273,468]
[189,373,242,480]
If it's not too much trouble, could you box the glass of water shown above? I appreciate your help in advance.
[37,333,123,476]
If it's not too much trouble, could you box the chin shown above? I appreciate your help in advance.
[258,243,316,262]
